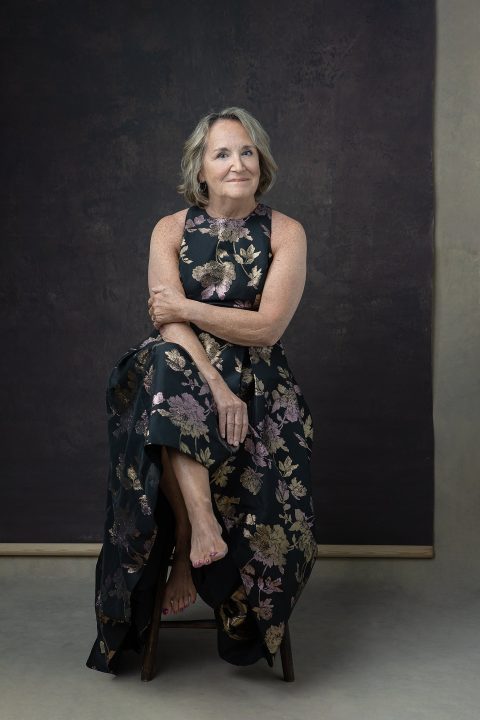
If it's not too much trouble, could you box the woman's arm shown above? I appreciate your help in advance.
[180,217,307,347]
[148,213,224,385]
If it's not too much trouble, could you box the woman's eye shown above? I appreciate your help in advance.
[216,150,254,159]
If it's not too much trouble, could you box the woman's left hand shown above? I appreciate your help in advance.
[147,284,187,327]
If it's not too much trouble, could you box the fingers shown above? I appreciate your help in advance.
[219,401,248,446]
[147,297,156,325]
[148,296,161,325]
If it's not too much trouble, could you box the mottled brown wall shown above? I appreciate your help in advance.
[1,0,434,544]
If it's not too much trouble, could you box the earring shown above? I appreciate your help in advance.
[198,181,207,193]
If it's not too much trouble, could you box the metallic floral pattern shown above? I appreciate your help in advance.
[86,203,316,674]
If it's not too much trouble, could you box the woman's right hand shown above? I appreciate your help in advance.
[208,377,249,447]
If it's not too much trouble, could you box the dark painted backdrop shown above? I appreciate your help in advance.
[1,0,435,544]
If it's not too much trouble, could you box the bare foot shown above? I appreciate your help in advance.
[190,514,228,568]
[162,546,197,616]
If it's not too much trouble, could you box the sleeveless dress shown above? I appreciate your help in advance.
[86,202,317,674]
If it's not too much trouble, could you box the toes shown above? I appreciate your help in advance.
[191,555,216,568]
[210,544,228,559]
[209,549,228,563]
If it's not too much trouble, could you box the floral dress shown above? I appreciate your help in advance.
[86,202,317,674]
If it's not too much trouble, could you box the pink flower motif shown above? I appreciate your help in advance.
[261,576,283,594]
[271,385,301,423]
[240,571,255,595]
[244,436,269,466]
[260,416,282,448]
[201,280,227,301]
[192,260,236,301]
[167,393,208,438]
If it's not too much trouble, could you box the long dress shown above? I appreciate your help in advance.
[85,201,317,674]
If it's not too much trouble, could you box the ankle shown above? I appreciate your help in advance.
[189,508,217,529]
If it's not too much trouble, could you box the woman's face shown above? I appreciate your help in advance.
[198,119,261,203]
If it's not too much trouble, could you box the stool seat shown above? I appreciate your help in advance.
[141,551,295,681]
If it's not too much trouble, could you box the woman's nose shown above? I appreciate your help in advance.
[230,154,245,170]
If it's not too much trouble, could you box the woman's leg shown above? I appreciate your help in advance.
[159,445,191,547]
[165,446,228,568]
[157,446,197,614]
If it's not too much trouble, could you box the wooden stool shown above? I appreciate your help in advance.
[141,551,295,682]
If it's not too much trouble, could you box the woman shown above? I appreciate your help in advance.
[86,106,317,674]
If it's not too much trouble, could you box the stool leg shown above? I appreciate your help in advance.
[279,621,295,682]
[141,559,169,681]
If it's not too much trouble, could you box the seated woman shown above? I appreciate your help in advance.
[86,105,317,675]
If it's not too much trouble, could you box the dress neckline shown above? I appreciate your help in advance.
[197,202,261,222]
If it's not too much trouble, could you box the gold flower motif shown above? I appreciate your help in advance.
[239,467,263,495]
[198,332,224,362]
[250,523,289,568]
[204,220,251,244]
[265,621,285,653]
[214,494,241,519]
[250,346,273,364]
[291,509,317,564]
[164,348,187,372]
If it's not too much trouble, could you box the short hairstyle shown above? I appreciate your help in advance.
[176,106,278,207]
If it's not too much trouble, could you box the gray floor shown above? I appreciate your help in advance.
[1,552,479,720]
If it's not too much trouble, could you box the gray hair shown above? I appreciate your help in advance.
[176,106,278,207]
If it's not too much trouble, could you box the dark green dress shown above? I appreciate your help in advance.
[86,202,316,674]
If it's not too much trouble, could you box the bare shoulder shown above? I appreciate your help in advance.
[151,208,189,252]
[270,208,306,255]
